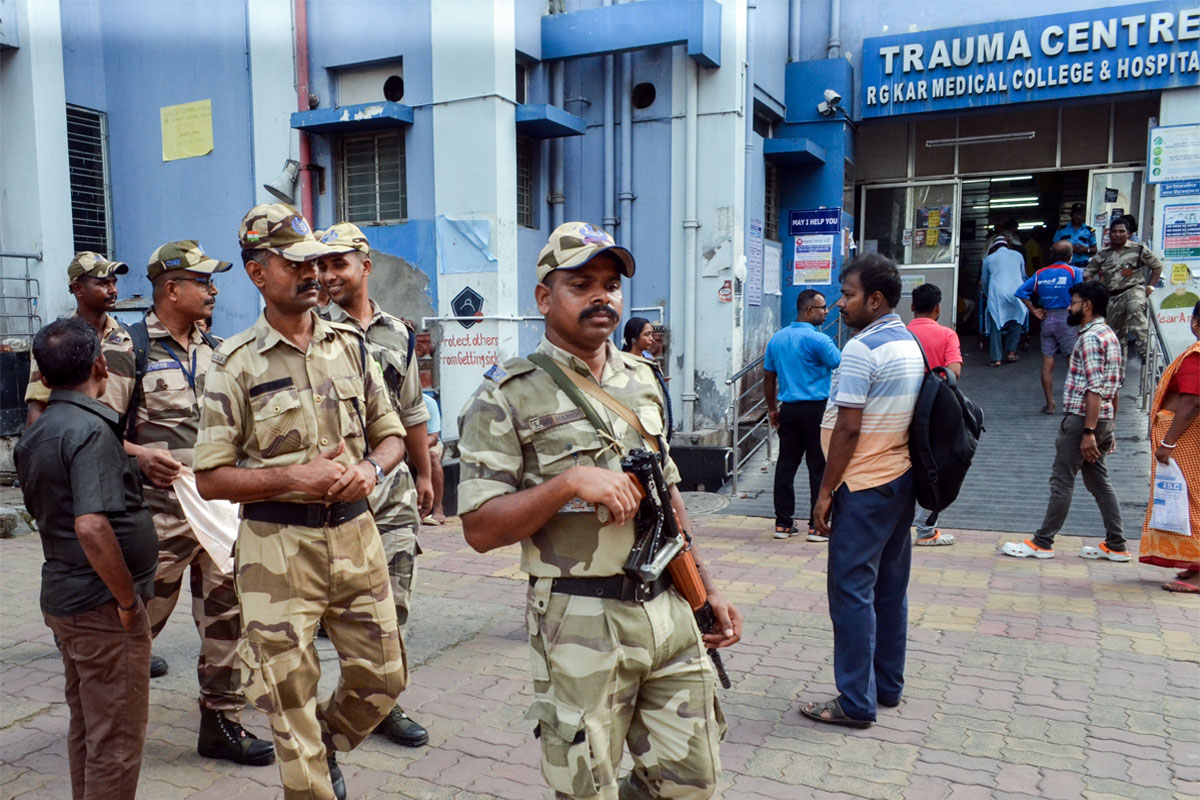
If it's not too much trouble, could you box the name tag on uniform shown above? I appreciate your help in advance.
[558,497,596,514]
[529,409,586,432]
[145,360,180,373]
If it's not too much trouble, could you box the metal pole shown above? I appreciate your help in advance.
[729,380,739,496]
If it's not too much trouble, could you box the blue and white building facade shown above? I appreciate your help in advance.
[2,0,1197,442]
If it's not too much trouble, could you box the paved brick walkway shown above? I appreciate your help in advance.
[723,339,1152,537]
[3,513,1197,799]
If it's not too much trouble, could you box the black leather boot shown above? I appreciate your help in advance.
[327,752,347,800]
[373,706,429,747]
[197,708,275,766]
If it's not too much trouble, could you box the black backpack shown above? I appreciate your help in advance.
[121,319,218,441]
[907,335,985,525]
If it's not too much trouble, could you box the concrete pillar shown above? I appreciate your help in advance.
[431,0,517,439]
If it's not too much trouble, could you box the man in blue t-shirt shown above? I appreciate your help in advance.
[1015,240,1084,414]
[764,290,841,541]
[1053,202,1097,269]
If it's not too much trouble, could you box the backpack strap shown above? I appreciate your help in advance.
[527,353,660,454]
[121,319,151,441]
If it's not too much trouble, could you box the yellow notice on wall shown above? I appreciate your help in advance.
[160,100,213,161]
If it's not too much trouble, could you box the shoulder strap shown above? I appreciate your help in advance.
[122,320,151,441]
[527,353,659,453]
[406,326,415,367]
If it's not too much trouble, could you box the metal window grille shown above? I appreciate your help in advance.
[66,105,111,255]
[338,131,407,224]
[764,161,780,241]
[517,137,535,228]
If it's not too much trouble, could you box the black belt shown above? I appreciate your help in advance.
[1109,284,1140,296]
[242,499,369,528]
[530,573,673,603]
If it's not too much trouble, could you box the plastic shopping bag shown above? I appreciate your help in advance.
[1149,458,1190,536]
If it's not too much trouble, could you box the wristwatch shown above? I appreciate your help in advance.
[1082,427,1096,435]
[365,457,385,482]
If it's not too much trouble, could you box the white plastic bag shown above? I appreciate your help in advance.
[1149,458,1190,536]
[173,468,239,573]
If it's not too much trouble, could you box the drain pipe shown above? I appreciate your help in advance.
[681,58,699,432]
[826,0,842,59]
[788,0,801,62]
[293,0,314,222]
[602,1,616,234]
[550,62,565,227]
[618,52,634,249]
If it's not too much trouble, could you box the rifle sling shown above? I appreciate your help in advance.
[527,353,660,454]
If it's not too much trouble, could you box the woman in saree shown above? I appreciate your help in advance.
[1141,300,1200,593]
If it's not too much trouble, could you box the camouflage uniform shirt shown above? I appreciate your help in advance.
[25,313,135,413]
[320,301,429,527]
[1084,243,1163,293]
[457,336,678,578]
[194,310,406,501]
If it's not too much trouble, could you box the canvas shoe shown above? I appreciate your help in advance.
[1080,542,1132,562]
[774,525,798,540]
[1000,540,1054,559]
[916,530,955,546]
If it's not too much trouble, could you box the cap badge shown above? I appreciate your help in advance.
[290,216,311,235]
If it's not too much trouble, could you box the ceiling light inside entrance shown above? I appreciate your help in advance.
[926,132,1036,147]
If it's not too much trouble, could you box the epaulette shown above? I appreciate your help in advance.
[621,350,657,368]
[325,319,365,339]
[210,327,257,366]
[485,357,537,385]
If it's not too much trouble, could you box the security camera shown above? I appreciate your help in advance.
[817,89,842,116]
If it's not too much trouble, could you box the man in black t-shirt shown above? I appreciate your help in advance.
[16,317,158,800]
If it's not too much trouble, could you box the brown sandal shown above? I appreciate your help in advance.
[1163,581,1199,594]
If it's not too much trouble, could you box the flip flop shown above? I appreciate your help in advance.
[988,362,1003,368]
[1162,581,1199,594]
[800,698,872,729]
[1006,353,1019,362]
[1041,405,1056,415]
[1177,569,1199,580]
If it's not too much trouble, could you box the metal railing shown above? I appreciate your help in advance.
[0,252,43,342]
[1140,301,1169,420]
[725,353,771,496]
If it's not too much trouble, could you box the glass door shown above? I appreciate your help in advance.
[859,179,961,325]
[1087,168,1145,248]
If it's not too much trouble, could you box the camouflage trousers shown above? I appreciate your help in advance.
[235,513,406,800]
[144,488,244,714]
[378,523,419,638]
[527,579,724,799]
[1107,288,1148,361]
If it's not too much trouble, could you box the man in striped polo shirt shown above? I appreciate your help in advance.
[800,254,926,729]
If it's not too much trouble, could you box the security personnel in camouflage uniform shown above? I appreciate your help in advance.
[115,241,274,766]
[457,222,743,800]
[316,222,432,747]
[194,204,408,800]
[1084,217,1163,362]
[25,252,134,426]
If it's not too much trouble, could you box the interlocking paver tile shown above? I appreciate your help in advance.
[2,511,1196,799]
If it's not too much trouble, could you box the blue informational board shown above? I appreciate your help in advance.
[788,209,841,237]
[860,1,1200,118]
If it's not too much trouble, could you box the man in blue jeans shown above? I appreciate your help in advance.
[801,254,925,728]
[764,289,841,541]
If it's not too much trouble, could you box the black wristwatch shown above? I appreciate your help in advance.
[1082,427,1096,435]
[365,457,385,482]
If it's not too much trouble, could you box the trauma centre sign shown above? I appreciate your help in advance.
[861,1,1200,118]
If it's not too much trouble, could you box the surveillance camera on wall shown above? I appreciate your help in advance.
[817,89,842,116]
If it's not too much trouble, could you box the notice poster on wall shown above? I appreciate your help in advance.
[160,99,213,161]
[1163,204,1200,259]
[789,209,840,286]
[763,243,782,296]
[1148,124,1200,184]
[746,218,765,307]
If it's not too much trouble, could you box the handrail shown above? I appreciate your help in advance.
[1140,299,1170,418]
[725,352,772,496]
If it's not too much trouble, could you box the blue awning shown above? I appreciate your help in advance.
[291,102,414,135]
[516,104,588,139]
[763,137,827,167]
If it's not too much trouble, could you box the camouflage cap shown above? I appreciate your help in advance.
[317,222,370,255]
[536,221,635,283]
[67,252,129,282]
[238,203,337,262]
[146,240,233,281]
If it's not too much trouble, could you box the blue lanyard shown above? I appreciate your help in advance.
[160,339,198,391]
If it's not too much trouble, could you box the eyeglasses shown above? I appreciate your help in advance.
[173,276,215,290]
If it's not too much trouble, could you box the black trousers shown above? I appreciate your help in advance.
[774,400,828,527]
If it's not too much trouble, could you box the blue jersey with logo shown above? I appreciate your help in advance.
[1014,263,1083,310]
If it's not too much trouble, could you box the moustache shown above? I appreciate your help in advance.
[298,280,321,295]
[579,305,619,323]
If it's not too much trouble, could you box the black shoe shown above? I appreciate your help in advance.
[197,708,276,766]
[327,753,346,800]
[373,706,429,747]
[149,655,168,678]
